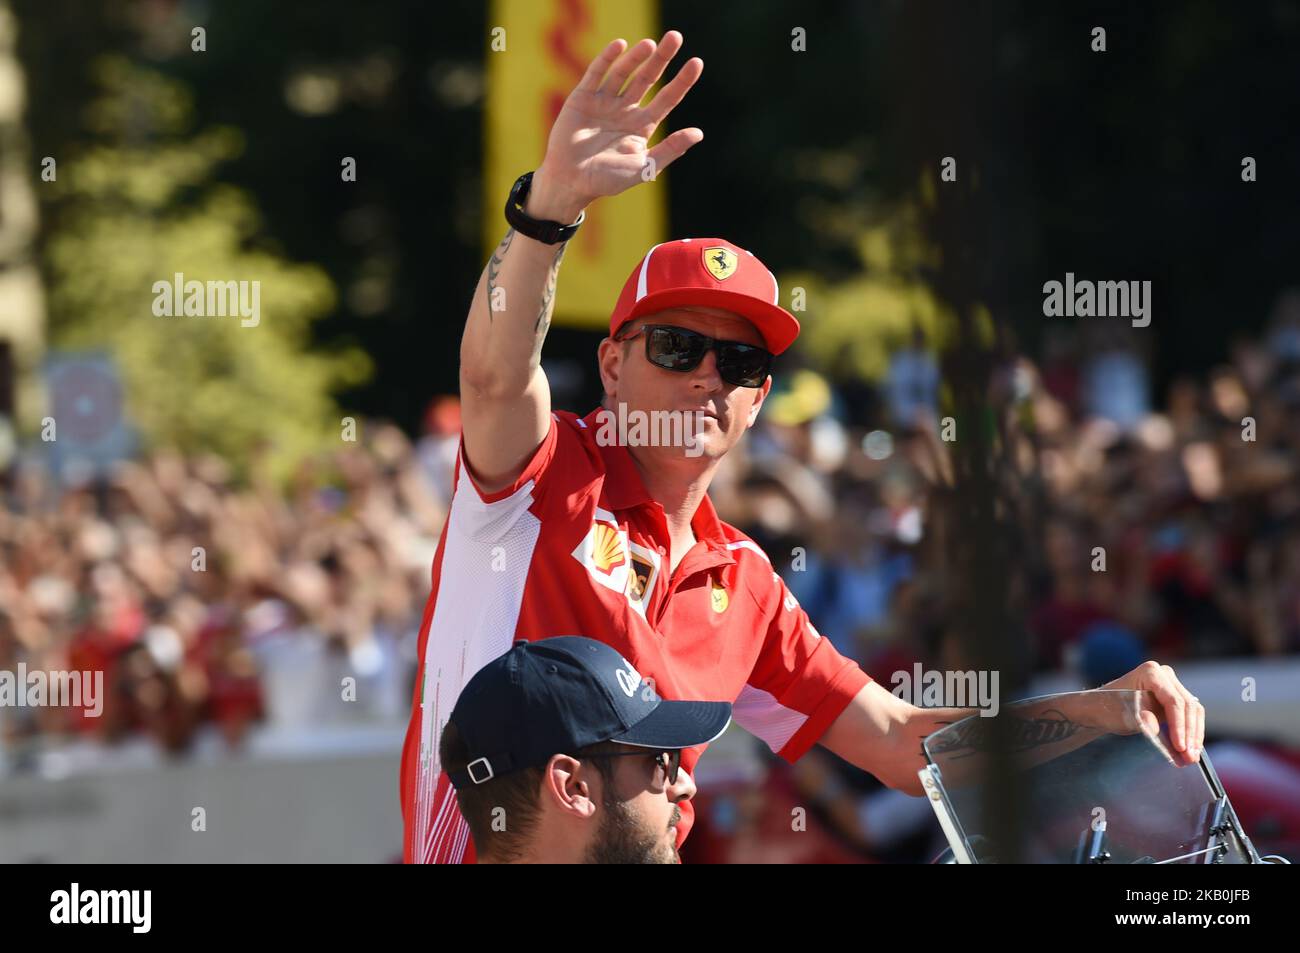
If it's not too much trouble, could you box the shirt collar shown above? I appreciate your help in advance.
[583,407,653,511]
[689,491,732,555]
[582,406,734,560]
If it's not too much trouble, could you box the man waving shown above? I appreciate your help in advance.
[400,31,1205,864]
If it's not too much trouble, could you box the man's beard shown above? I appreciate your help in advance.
[584,793,680,864]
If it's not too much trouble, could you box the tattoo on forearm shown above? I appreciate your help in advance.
[486,228,516,323]
[926,709,1085,760]
[534,242,567,336]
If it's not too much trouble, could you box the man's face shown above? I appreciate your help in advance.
[583,745,695,864]
[598,306,772,463]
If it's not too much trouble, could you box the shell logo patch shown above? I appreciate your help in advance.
[711,581,729,614]
[589,522,626,575]
[571,511,663,619]
[703,246,738,281]
[572,509,631,596]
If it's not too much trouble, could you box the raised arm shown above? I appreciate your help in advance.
[459,32,705,494]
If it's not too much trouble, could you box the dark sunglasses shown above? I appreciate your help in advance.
[579,748,682,786]
[616,324,773,388]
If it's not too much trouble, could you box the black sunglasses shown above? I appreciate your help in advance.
[579,748,682,786]
[616,324,773,388]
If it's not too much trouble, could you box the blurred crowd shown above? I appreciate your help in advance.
[693,294,1300,862]
[716,297,1300,694]
[0,403,461,754]
[5,298,1300,777]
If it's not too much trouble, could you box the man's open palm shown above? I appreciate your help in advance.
[541,32,704,204]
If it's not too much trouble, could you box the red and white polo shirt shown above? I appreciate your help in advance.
[399,407,872,863]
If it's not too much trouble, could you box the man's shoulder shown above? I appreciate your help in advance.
[712,520,788,599]
[713,523,796,624]
[453,409,601,504]
[714,520,774,568]
[711,522,815,632]
[546,409,606,468]
[552,408,589,430]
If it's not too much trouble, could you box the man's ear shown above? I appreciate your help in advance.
[540,754,598,820]
[597,336,622,405]
[746,375,773,428]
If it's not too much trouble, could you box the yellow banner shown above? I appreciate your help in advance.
[485,0,666,329]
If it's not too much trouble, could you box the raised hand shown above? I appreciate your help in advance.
[531,32,704,214]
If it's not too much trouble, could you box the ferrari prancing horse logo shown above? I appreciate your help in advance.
[703,246,738,281]
[711,581,729,614]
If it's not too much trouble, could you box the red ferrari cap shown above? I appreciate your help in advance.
[608,238,801,355]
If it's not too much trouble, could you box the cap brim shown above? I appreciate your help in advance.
[625,288,801,356]
[608,699,732,749]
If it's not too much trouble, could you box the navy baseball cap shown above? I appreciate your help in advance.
[446,637,732,789]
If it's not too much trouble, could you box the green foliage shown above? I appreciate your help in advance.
[43,57,369,479]
[783,197,956,382]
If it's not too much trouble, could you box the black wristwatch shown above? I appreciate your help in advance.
[505,171,585,244]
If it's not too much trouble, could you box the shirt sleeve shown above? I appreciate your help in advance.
[734,570,872,764]
[448,413,563,541]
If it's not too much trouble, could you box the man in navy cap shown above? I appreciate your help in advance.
[438,636,731,864]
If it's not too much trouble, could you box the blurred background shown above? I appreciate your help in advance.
[1,0,1298,862]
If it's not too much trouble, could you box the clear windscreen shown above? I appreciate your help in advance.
[922,690,1252,864]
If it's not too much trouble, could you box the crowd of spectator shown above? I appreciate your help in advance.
[4,301,1300,766]
[0,406,457,753]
